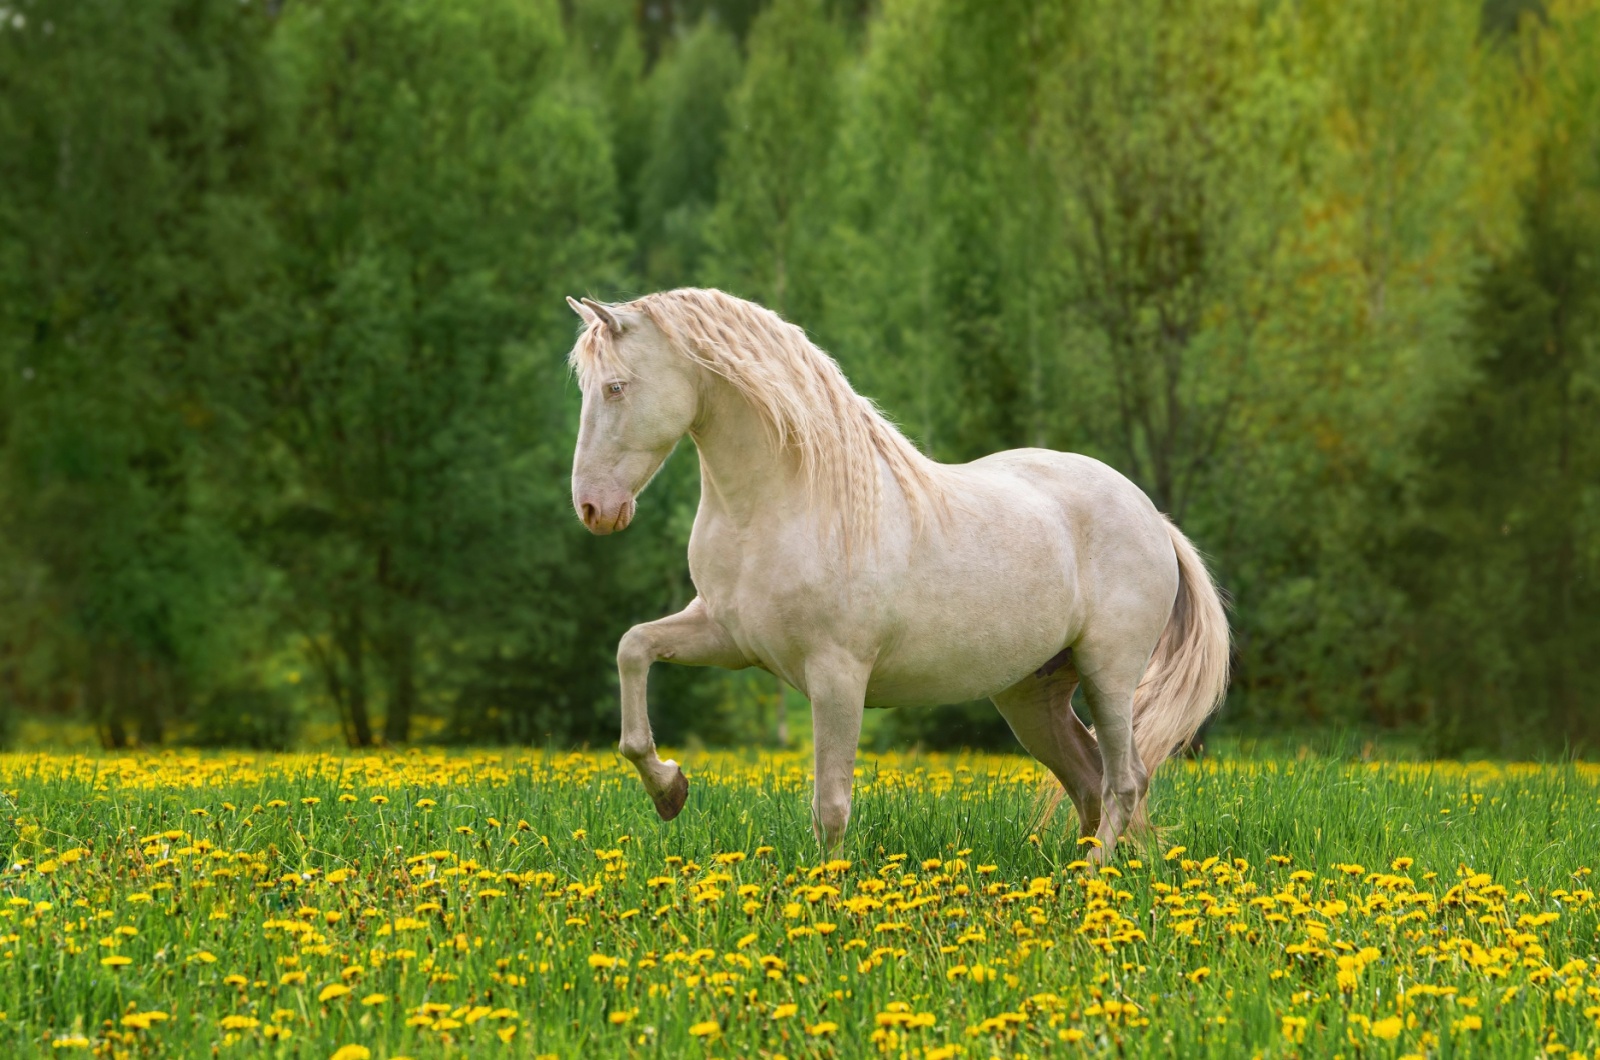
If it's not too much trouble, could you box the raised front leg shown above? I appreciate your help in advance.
[805,652,872,850]
[617,598,747,820]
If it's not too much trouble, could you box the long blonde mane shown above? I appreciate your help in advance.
[571,288,943,552]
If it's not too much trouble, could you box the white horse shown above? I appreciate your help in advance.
[565,288,1228,856]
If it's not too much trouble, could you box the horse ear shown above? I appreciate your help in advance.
[580,297,622,336]
[566,295,595,325]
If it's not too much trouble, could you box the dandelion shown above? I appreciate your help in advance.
[688,1020,720,1038]
[328,1047,371,1060]
[1370,1016,1404,1041]
[120,1011,169,1030]
[318,983,351,1002]
[807,1021,839,1036]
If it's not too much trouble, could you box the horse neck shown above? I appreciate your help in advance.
[687,373,803,529]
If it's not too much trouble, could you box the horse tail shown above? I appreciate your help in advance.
[1132,518,1230,780]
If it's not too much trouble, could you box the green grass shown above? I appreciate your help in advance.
[2,748,1598,1058]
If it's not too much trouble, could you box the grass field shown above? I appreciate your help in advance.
[2,748,1598,1059]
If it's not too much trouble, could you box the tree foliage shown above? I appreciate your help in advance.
[0,0,1595,753]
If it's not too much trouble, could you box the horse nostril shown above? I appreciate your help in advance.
[581,502,597,525]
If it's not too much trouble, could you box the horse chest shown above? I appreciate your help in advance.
[688,522,843,683]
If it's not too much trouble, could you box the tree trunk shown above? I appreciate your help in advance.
[135,657,164,746]
[382,621,416,745]
[335,606,374,748]
[89,651,126,750]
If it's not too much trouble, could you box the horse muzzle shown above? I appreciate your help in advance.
[575,490,636,535]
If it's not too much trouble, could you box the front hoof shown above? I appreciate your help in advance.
[652,768,689,821]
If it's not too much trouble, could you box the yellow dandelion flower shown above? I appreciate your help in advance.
[1370,1016,1403,1040]
[120,1011,169,1030]
[318,983,351,1003]
[687,1020,720,1038]
[328,1046,370,1060]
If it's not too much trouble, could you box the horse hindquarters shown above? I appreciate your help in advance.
[1073,518,1230,851]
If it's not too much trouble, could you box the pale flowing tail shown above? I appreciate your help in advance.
[1132,519,1231,778]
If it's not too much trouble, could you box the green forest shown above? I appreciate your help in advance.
[0,0,1596,755]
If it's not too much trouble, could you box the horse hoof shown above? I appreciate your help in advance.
[653,769,689,821]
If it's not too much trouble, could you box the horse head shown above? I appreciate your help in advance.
[566,296,698,534]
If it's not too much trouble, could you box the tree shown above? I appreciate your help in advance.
[706,0,843,317]
[223,0,621,744]
[633,17,743,287]
[1401,1,1600,754]
[0,0,279,746]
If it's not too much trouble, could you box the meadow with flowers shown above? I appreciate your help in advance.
[1,748,1598,1058]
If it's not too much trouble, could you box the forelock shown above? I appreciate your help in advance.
[567,316,632,386]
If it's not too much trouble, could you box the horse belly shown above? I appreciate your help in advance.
[863,572,1074,707]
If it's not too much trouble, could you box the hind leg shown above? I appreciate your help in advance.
[991,666,1103,838]
[1074,633,1160,858]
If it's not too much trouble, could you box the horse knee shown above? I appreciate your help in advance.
[617,626,655,674]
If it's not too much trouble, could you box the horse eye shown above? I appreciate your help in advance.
[607,382,625,396]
